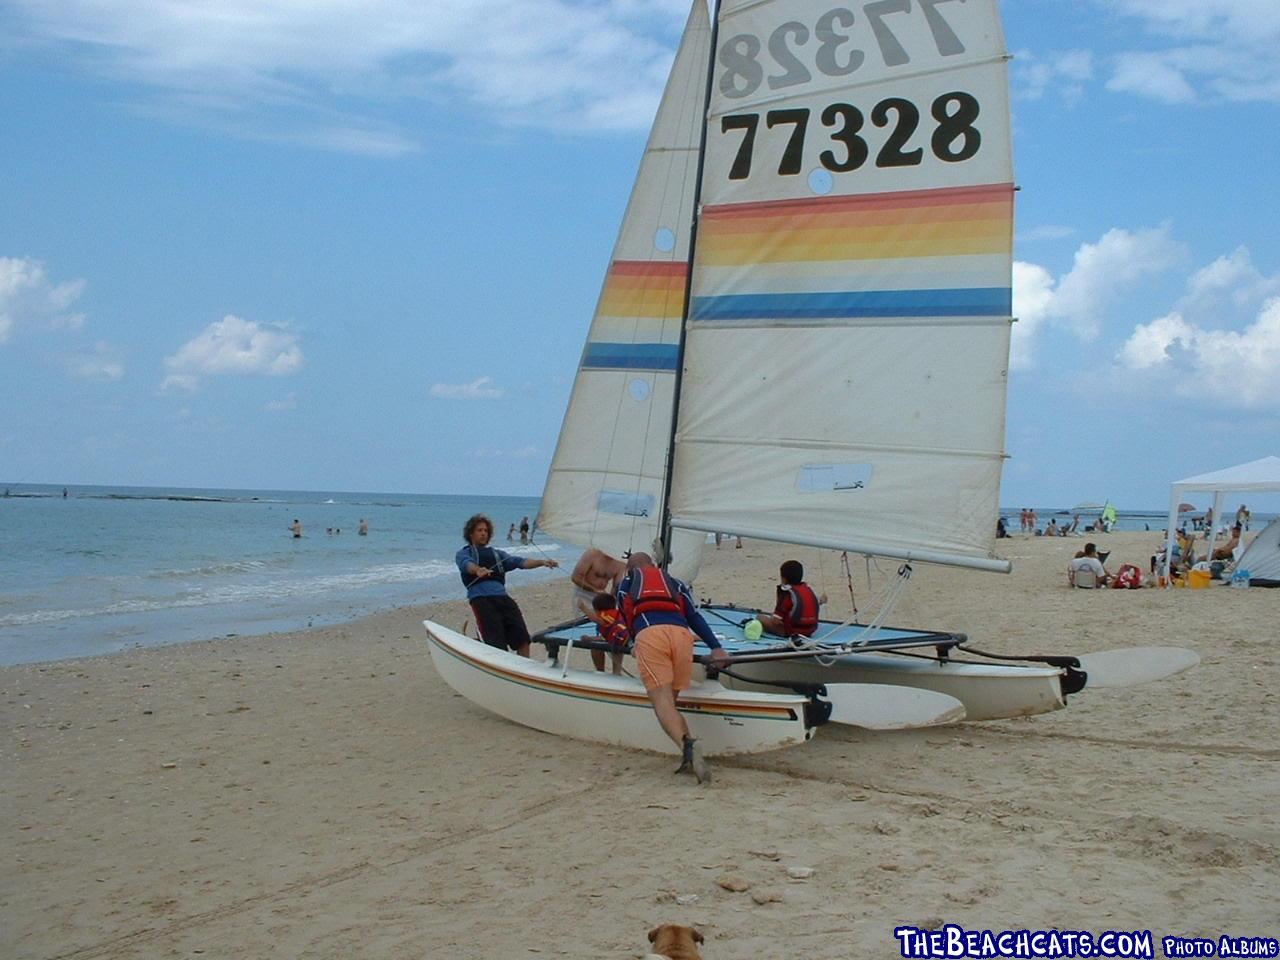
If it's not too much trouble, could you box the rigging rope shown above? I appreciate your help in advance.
[796,561,913,664]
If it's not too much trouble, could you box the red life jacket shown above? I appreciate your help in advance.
[598,609,629,648]
[622,566,685,628]
[778,583,820,636]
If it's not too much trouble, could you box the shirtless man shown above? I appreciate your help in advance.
[1212,525,1242,561]
[570,547,626,616]
[570,548,628,672]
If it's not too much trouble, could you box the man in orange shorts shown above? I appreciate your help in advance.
[617,553,729,783]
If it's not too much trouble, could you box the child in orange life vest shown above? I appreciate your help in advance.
[577,592,629,675]
[758,560,827,638]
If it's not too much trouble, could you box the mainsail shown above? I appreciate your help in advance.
[536,1,711,579]
[668,0,1015,572]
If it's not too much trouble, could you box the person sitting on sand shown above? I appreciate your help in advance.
[1212,525,1242,561]
[1045,518,1060,537]
[758,560,828,638]
[576,592,628,675]
[1068,543,1110,588]
[1152,528,1196,577]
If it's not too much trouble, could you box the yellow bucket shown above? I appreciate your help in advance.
[1188,569,1212,589]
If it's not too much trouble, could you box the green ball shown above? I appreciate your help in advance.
[743,619,763,641]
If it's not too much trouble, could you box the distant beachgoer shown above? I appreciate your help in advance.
[570,547,626,619]
[758,560,827,638]
[326,527,334,535]
[358,519,368,536]
[735,535,743,549]
[996,517,1008,538]
[1212,526,1242,561]
[577,592,628,675]
[289,519,303,538]
[1236,504,1250,531]
[456,514,558,657]
[507,523,516,541]
[62,487,68,498]
[1044,518,1060,537]
[1028,509,1037,532]
[1068,543,1109,588]
[519,516,530,543]
[616,553,728,783]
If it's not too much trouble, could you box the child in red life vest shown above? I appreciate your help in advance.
[577,592,629,675]
[758,560,827,638]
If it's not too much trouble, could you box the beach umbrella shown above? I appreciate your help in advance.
[1072,501,1105,512]
[1177,502,1197,512]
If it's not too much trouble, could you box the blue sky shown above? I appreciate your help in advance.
[2,0,1278,513]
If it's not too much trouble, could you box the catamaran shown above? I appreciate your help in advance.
[425,0,1197,753]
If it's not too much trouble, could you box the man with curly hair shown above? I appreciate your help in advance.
[455,513,558,656]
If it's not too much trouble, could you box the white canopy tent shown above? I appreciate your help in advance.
[1162,456,1280,585]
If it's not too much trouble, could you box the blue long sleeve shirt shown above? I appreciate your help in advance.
[455,544,530,601]
[615,569,720,649]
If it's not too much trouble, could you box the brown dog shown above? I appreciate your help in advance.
[646,923,704,960]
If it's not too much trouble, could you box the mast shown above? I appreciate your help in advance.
[658,0,721,572]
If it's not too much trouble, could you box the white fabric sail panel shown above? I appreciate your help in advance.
[670,0,1014,568]
[538,1,710,572]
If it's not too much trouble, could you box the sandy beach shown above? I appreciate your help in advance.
[4,531,1276,959]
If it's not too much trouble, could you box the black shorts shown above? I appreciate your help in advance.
[470,594,531,652]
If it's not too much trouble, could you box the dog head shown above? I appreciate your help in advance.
[647,923,704,960]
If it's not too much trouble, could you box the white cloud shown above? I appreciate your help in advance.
[1013,48,1094,102]
[430,376,504,400]
[64,341,125,381]
[162,314,303,392]
[1106,51,1199,104]
[1105,1,1280,104]
[1051,225,1185,339]
[5,0,692,151]
[0,256,87,344]
[1011,225,1186,367]
[1118,248,1280,409]
[1010,261,1055,371]
[264,392,299,412]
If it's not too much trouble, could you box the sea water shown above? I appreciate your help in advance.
[0,485,566,666]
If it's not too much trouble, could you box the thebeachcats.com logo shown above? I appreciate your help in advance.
[893,926,1279,960]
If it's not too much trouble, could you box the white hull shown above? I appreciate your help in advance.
[424,620,812,756]
[722,653,1066,722]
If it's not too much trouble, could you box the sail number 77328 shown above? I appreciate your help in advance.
[718,0,970,101]
[721,92,980,180]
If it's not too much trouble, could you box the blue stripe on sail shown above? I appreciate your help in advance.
[581,342,679,371]
[690,287,1012,320]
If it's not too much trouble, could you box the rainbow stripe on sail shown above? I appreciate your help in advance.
[582,260,688,371]
[691,183,1013,321]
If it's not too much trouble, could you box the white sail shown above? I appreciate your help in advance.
[537,1,710,580]
[669,0,1014,572]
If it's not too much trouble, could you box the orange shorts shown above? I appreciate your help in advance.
[634,624,695,692]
